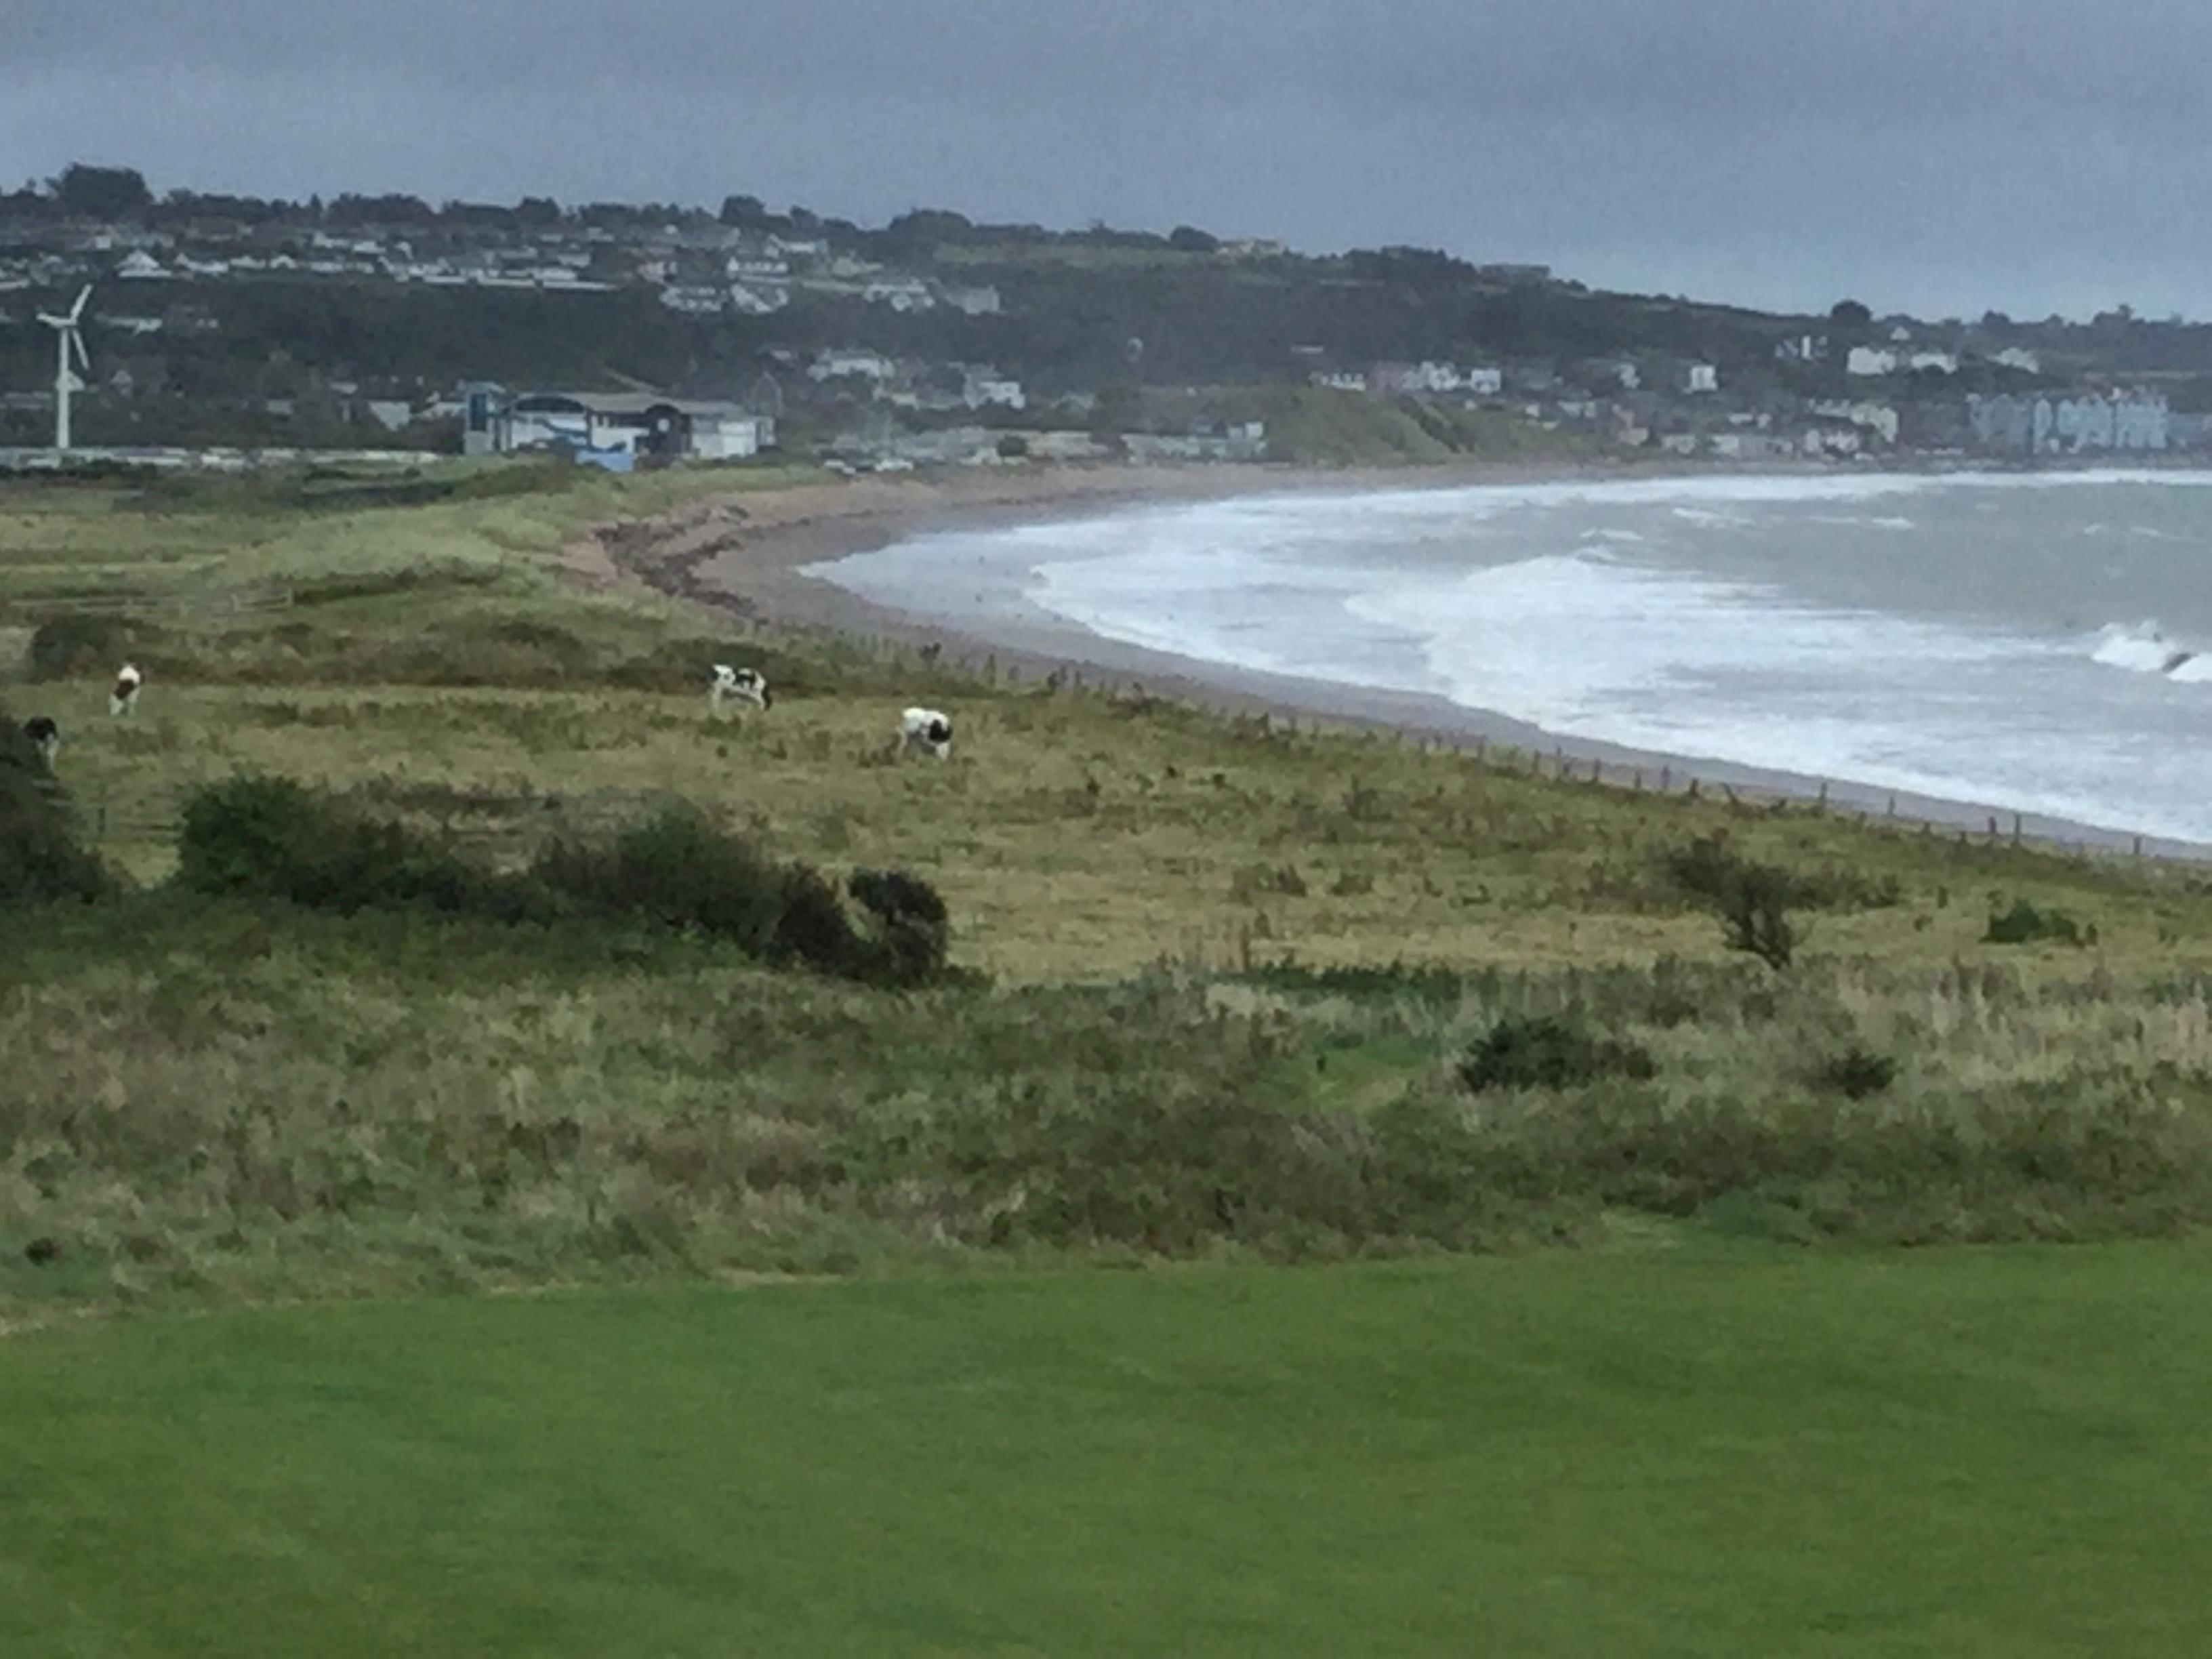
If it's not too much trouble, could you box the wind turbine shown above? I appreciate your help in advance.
[36,285,91,454]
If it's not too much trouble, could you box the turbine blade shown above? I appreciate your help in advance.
[67,285,91,323]
[72,331,90,370]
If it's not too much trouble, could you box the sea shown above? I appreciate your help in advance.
[805,469,2212,845]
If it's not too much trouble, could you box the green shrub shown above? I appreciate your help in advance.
[1664,835,1803,968]
[766,864,864,975]
[532,806,951,987]
[1814,1046,1898,1099]
[177,774,528,918]
[1459,1015,1656,1093]
[0,703,110,906]
[1985,898,2083,946]
[848,868,951,987]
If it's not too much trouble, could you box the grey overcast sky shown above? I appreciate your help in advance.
[5,0,2207,321]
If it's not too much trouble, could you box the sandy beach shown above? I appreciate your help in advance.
[581,457,2212,863]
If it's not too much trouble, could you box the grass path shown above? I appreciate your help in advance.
[6,1248,2211,1656]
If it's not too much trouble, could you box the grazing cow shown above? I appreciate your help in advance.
[110,663,144,718]
[899,706,954,760]
[709,663,772,712]
[21,715,60,768]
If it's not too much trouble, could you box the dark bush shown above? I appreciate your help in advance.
[1814,1046,1898,1099]
[1459,1015,1656,1093]
[0,703,110,905]
[1664,835,1803,969]
[767,864,863,975]
[177,774,521,916]
[171,782,954,985]
[1985,898,2083,946]
[535,806,789,946]
[533,806,951,986]
[848,867,951,986]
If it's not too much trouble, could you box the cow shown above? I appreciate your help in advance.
[110,663,144,718]
[709,663,772,712]
[899,706,953,760]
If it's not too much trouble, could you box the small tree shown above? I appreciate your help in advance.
[1665,836,1803,970]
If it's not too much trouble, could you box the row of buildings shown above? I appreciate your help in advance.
[459,385,775,469]
[0,221,996,320]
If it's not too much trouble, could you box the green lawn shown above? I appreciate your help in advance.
[7,1248,2211,1656]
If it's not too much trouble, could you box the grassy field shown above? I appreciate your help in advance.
[6,463,2212,1314]
[6,462,2209,982]
[6,1250,2212,1657]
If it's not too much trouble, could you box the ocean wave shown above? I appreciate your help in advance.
[1811,513,1916,531]
[2091,622,2212,680]
[807,469,2212,843]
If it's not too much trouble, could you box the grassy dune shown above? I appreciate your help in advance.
[7,1252,2212,1657]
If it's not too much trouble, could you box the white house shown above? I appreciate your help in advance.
[809,349,898,384]
[501,391,775,465]
[725,253,790,283]
[962,371,1026,411]
[1906,350,1959,375]
[728,282,788,315]
[1681,363,1719,394]
[1846,346,1900,376]
[862,276,935,312]
[115,249,173,281]
[939,283,1002,316]
[657,285,726,315]
[1464,366,1504,396]
[1810,399,1900,445]
[1992,346,2042,374]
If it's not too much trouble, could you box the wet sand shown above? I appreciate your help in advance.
[588,458,2212,863]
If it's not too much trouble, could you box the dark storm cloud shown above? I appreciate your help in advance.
[7,1,2211,318]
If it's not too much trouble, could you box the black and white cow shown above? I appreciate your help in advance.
[21,715,60,768]
[110,663,144,718]
[899,706,953,760]
[709,663,772,712]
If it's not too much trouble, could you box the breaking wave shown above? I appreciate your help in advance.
[2091,623,2212,682]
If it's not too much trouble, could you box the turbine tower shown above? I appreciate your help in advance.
[36,286,92,455]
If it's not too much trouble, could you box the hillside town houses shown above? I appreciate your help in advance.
[3,192,2204,470]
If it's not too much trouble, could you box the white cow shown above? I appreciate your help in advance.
[110,663,144,718]
[899,706,953,760]
[709,663,772,712]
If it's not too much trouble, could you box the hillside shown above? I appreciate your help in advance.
[14,163,2212,462]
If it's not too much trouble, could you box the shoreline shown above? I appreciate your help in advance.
[600,457,2212,864]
